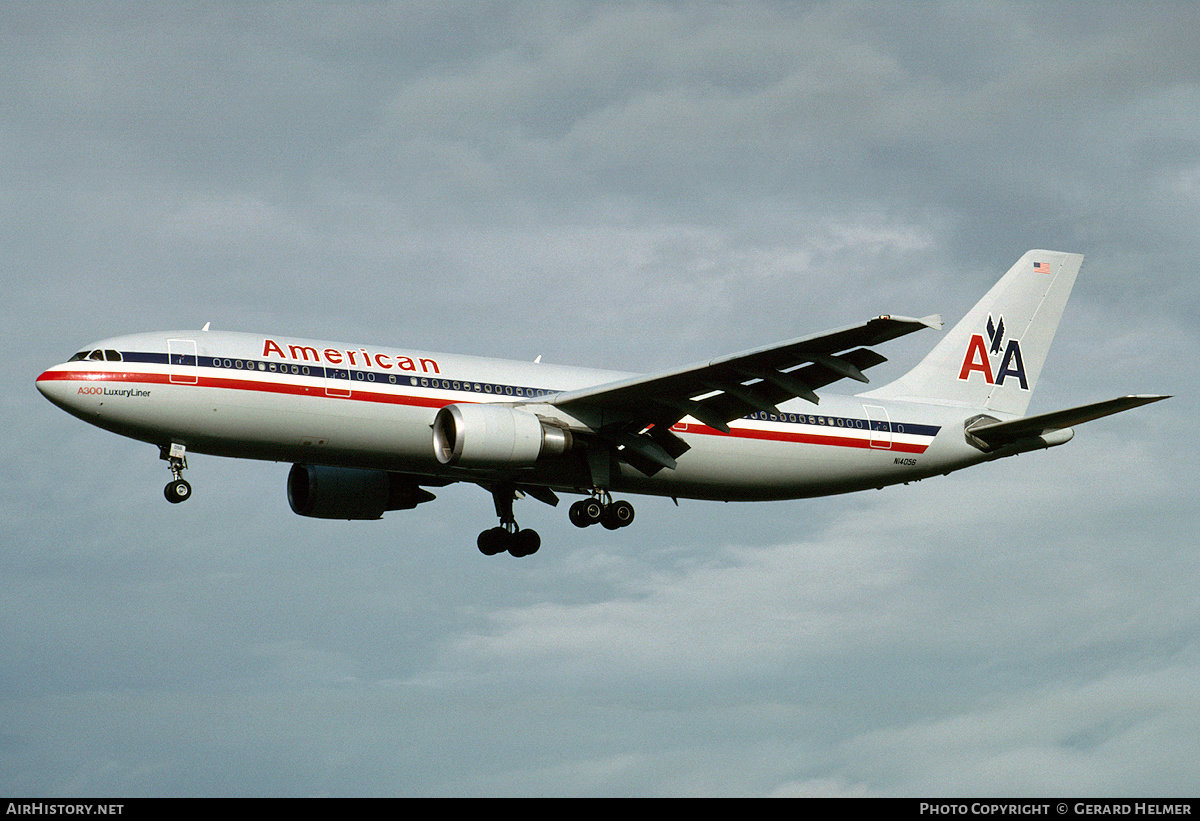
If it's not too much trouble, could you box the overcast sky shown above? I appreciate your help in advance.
[2,1,1196,797]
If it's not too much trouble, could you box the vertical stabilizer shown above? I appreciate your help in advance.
[860,250,1083,415]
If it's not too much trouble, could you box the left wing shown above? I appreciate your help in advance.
[547,314,942,476]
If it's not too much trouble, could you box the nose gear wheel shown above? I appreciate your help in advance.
[160,443,192,504]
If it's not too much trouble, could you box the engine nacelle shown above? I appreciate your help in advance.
[287,464,435,520]
[433,403,574,467]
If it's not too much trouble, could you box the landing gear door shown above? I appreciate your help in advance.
[863,404,892,449]
[168,339,198,385]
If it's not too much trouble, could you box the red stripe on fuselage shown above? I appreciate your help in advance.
[37,369,932,454]
[38,367,453,408]
[39,370,172,385]
[693,423,930,454]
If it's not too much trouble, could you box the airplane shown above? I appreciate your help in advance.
[36,250,1167,557]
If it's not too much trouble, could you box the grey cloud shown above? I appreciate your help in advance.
[3,0,1195,796]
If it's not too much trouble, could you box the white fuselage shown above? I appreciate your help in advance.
[36,330,992,503]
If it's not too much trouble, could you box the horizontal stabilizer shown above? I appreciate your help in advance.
[967,395,1169,451]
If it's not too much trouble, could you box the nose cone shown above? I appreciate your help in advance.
[37,367,63,400]
[36,365,84,414]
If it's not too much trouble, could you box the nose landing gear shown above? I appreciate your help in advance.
[160,443,192,504]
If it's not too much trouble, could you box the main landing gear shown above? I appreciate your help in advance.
[568,492,635,530]
[160,443,192,504]
[478,484,541,558]
[477,525,541,558]
[478,488,636,556]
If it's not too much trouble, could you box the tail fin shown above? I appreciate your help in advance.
[860,250,1083,415]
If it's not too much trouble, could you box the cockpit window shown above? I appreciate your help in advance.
[68,349,123,362]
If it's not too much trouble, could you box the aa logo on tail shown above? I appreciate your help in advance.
[958,314,1028,389]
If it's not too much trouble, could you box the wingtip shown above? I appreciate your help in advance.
[875,314,943,329]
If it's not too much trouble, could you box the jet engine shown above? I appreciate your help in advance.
[287,464,435,520]
[433,403,574,467]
